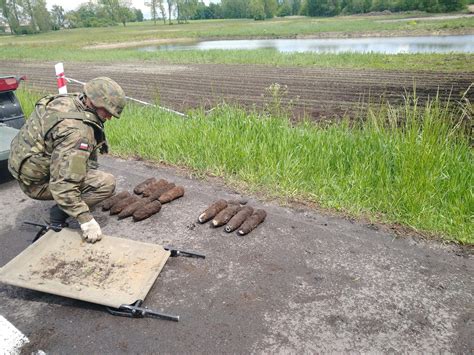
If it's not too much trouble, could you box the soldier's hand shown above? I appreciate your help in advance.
[80,218,102,243]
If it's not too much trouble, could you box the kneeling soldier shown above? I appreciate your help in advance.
[8,77,126,243]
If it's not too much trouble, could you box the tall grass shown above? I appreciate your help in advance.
[16,88,473,243]
[108,96,472,244]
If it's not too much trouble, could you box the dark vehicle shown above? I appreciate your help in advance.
[0,75,26,129]
[1,75,26,181]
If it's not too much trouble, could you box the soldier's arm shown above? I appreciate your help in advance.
[48,120,95,224]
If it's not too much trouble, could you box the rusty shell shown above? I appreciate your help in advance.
[159,186,185,204]
[212,204,241,227]
[224,206,254,233]
[142,179,169,197]
[118,199,148,219]
[110,195,140,215]
[101,191,131,211]
[133,200,162,221]
[238,209,267,235]
[198,199,228,223]
[133,177,156,195]
[147,182,175,201]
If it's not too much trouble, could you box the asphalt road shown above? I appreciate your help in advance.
[0,156,472,353]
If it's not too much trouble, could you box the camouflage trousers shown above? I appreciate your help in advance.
[18,169,116,209]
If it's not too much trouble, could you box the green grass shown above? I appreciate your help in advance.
[1,15,473,71]
[107,96,473,244]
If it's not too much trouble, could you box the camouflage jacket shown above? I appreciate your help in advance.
[8,93,107,223]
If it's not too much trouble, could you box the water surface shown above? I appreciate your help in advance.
[138,35,474,54]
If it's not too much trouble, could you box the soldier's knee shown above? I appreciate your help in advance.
[102,172,116,197]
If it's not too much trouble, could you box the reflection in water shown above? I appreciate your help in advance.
[138,35,474,54]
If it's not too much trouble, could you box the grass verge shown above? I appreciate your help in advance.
[16,88,473,244]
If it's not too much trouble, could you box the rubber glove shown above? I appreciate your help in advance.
[80,218,102,243]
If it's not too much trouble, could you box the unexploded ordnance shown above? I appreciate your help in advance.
[238,209,267,235]
[133,200,162,221]
[110,196,140,215]
[159,186,185,204]
[198,199,228,223]
[143,179,168,197]
[118,199,148,219]
[101,191,130,211]
[212,204,241,227]
[147,182,175,201]
[225,206,254,232]
[133,177,156,195]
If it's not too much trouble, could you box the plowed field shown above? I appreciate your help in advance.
[4,60,473,119]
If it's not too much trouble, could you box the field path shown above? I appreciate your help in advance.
[4,60,473,119]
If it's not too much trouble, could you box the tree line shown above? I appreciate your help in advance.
[0,0,144,34]
[0,0,469,34]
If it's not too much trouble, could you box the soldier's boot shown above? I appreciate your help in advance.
[49,204,69,228]
[32,205,69,243]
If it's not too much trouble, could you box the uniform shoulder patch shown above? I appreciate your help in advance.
[76,139,90,151]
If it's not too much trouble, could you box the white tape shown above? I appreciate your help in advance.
[65,76,187,118]
[0,315,29,354]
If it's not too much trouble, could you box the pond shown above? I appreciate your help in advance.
[138,35,474,54]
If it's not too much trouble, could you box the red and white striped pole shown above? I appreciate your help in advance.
[55,62,67,94]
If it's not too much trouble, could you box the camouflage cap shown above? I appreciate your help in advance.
[84,77,126,118]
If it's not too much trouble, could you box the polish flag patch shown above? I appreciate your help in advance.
[79,142,89,151]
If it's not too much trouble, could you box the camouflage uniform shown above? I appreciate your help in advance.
[8,93,115,224]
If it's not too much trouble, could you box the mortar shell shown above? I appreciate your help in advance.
[142,179,169,197]
[238,209,266,235]
[133,177,156,195]
[159,186,185,204]
[110,196,140,215]
[133,200,162,221]
[101,191,131,211]
[212,204,241,227]
[198,199,228,223]
[147,182,176,201]
[224,206,254,233]
[118,199,148,219]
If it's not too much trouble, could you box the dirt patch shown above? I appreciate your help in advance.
[32,249,125,288]
[83,37,194,50]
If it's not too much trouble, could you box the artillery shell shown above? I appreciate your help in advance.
[212,204,241,227]
[101,191,131,211]
[224,206,254,233]
[198,199,228,223]
[159,186,185,204]
[142,179,169,197]
[110,196,140,215]
[133,177,156,195]
[147,182,176,201]
[118,199,148,219]
[238,209,267,236]
[133,200,162,221]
